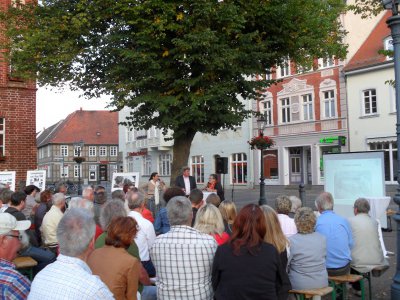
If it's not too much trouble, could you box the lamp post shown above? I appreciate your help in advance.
[381,1,400,298]
[73,140,85,196]
[257,112,268,205]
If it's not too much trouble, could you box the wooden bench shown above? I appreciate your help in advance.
[355,264,390,300]
[385,209,396,232]
[289,286,333,299]
[13,256,38,281]
[329,274,365,300]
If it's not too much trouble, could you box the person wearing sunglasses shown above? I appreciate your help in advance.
[0,213,31,299]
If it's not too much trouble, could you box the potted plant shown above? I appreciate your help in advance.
[248,134,275,150]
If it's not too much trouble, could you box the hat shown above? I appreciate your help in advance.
[0,213,31,235]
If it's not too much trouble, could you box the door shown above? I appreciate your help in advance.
[289,148,302,184]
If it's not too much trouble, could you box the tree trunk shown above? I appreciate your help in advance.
[170,131,196,186]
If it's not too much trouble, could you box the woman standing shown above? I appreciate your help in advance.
[204,174,224,201]
[147,172,166,217]
[88,216,141,300]
[194,204,229,245]
[212,204,290,300]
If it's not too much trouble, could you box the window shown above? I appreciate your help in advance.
[74,146,82,156]
[143,155,152,176]
[99,146,107,156]
[369,141,397,182]
[318,57,334,69]
[302,94,313,121]
[264,150,279,179]
[231,153,247,184]
[110,146,118,156]
[61,145,68,157]
[277,59,290,78]
[159,154,172,176]
[192,156,205,184]
[322,90,336,118]
[148,126,158,138]
[61,166,69,178]
[260,98,273,126]
[109,164,118,174]
[127,157,133,172]
[363,89,377,116]
[89,146,96,157]
[74,165,81,178]
[281,98,291,123]
[384,36,393,60]
[126,128,133,142]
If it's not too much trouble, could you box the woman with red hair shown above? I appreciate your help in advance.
[88,216,140,300]
[212,204,290,300]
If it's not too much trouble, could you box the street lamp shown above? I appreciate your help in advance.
[381,1,400,298]
[257,112,268,206]
[73,140,85,196]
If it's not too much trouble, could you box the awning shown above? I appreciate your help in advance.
[366,136,396,144]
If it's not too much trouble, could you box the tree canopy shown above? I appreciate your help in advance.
[347,0,384,19]
[1,0,348,181]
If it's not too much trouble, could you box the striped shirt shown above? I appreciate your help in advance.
[150,225,217,300]
[0,258,31,300]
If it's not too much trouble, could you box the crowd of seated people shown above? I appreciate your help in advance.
[0,178,390,300]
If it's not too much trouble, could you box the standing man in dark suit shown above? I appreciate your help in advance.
[175,167,197,196]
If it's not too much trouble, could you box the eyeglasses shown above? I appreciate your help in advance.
[5,234,22,241]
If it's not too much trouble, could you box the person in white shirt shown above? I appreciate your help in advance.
[29,208,113,300]
[41,193,65,249]
[127,191,157,277]
[275,195,297,238]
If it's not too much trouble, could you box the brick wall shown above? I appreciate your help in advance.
[0,0,37,188]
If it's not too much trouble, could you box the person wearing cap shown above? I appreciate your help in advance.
[5,192,56,274]
[0,213,31,299]
[22,185,40,219]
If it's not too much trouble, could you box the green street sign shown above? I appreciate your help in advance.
[319,136,338,143]
[319,136,346,146]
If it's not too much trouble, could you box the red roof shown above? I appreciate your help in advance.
[344,11,392,72]
[38,110,118,146]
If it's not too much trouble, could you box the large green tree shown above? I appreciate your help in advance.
[1,0,347,182]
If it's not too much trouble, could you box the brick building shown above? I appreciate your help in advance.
[37,109,119,185]
[0,0,37,188]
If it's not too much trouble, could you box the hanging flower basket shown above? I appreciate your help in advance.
[248,134,275,150]
[73,157,86,164]
[0,155,6,162]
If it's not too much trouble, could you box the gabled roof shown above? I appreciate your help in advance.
[37,109,118,147]
[344,11,392,73]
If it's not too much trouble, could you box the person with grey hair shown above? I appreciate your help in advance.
[111,189,125,202]
[0,188,13,212]
[288,195,302,218]
[275,195,297,237]
[82,187,95,202]
[150,196,217,299]
[127,191,157,277]
[29,208,114,299]
[349,198,387,296]
[0,213,31,298]
[41,192,66,252]
[315,192,353,276]
[68,197,94,212]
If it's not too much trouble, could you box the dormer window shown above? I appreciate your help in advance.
[384,36,393,60]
